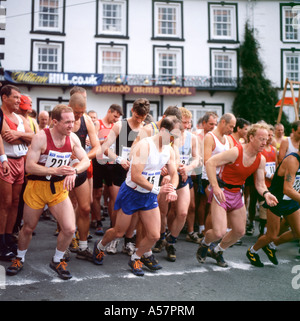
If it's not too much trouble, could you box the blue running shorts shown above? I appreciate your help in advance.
[114,182,159,215]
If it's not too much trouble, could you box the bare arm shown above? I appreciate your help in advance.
[278,138,288,165]
[206,147,239,203]
[254,156,278,207]
[84,114,100,160]
[281,156,300,203]
[2,115,34,145]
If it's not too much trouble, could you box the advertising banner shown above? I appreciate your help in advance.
[4,70,104,87]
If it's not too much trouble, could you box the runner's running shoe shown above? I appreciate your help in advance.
[196,242,209,263]
[152,238,166,253]
[49,259,72,280]
[128,259,144,276]
[92,241,105,265]
[262,244,278,265]
[122,241,135,256]
[76,247,93,262]
[246,248,264,267]
[165,243,176,262]
[141,254,162,270]
[6,257,23,276]
[209,247,228,267]
[186,232,201,244]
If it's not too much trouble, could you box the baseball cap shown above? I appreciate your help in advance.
[19,95,32,111]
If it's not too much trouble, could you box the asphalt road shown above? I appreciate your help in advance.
[0,215,299,304]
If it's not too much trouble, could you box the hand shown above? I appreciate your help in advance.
[1,161,10,176]
[265,193,278,207]
[55,165,76,176]
[63,173,76,191]
[160,166,169,176]
[2,130,19,143]
[121,159,130,171]
[212,186,226,204]
[161,175,171,185]
[160,183,175,194]
[166,190,178,202]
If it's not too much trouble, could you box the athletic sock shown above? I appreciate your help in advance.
[249,245,258,254]
[214,243,225,253]
[97,240,106,251]
[131,251,141,261]
[166,234,177,244]
[79,240,88,251]
[143,250,152,258]
[53,248,65,263]
[17,249,27,263]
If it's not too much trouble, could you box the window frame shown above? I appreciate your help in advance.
[209,47,239,86]
[153,45,184,85]
[281,48,300,87]
[31,0,66,35]
[96,42,128,77]
[280,3,300,43]
[182,102,224,128]
[31,39,64,72]
[208,2,238,43]
[152,0,184,41]
[96,0,129,39]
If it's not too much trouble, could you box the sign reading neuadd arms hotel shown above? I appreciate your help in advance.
[5,70,104,86]
[93,84,196,96]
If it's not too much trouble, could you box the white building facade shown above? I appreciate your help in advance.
[0,0,299,124]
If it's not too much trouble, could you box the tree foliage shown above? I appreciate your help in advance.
[232,23,290,132]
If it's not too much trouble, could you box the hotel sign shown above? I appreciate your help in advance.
[93,85,196,96]
[5,70,104,87]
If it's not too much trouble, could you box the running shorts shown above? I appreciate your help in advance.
[263,199,300,217]
[177,174,193,190]
[210,188,244,212]
[74,170,87,188]
[92,159,113,188]
[114,182,159,215]
[23,179,68,210]
[0,157,24,185]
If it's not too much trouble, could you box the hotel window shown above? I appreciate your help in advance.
[97,44,127,78]
[282,50,300,83]
[153,1,183,40]
[210,49,237,85]
[32,0,65,34]
[281,4,300,42]
[154,46,183,84]
[31,40,63,72]
[97,0,128,37]
[208,3,238,42]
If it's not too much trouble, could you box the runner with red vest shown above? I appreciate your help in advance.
[6,104,90,280]
[196,123,278,267]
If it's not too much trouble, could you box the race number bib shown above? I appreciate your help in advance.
[265,162,276,177]
[13,143,28,157]
[45,150,72,179]
[136,171,161,193]
[180,154,190,165]
[121,146,131,160]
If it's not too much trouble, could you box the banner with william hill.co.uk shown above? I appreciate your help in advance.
[4,70,104,87]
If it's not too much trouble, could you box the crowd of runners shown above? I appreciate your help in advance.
[0,84,299,280]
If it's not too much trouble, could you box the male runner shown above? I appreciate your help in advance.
[93,117,180,276]
[247,140,300,267]
[196,123,278,267]
[6,104,90,280]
